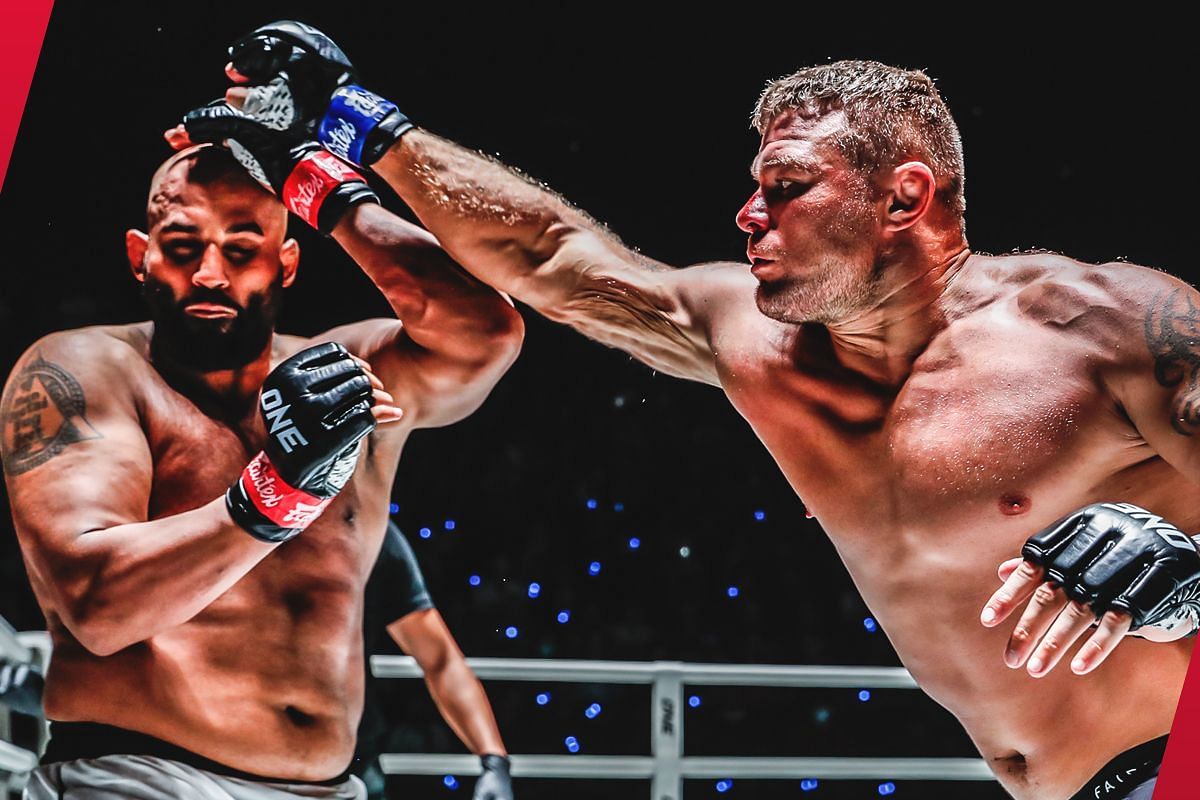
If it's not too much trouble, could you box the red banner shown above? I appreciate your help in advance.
[0,0,54,192]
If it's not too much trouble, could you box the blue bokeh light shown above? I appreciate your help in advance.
[468,574,481,587]
[442,775,458,790]
[588,561,602,576]
[754,509,766,521]
[504,626,518,639]
[528,582,541,598]
[419,527,432,539]
[388,502,399,514]
[688,695,701,708]
[628,537,641,550]
[801,778,819,791]
[727,586,740,598]
[585,703,602,719]
[858,689,872,702]
[536,692,551,706]
[557,610,571,624]
[614,502,625,512]
[716,779,733,793]
[586,499,598,509]
[564,735,580,753]
[863,617,878,633]
[878,782,896,796]
[444,519,456,531]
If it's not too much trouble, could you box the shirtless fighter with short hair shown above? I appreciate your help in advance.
[187,22,1200,800]
[2,120,523,795]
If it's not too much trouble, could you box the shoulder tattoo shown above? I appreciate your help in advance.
[1145,287,1200,435]
[1,353,102,476]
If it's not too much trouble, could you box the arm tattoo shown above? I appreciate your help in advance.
[1145,288,1200,435]
[1,354,102,476]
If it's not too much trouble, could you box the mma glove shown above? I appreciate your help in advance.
[1022,502,1200,637]
[181,100,379,234]
[224,20,414,169]
[473,754,514,800]
[226,343,375,543]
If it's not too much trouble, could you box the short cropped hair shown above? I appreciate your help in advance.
[146,145,274,228]
[753,60,965,218]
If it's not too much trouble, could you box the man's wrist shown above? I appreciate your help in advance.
[318,85,413,167]
[225,451,333,543]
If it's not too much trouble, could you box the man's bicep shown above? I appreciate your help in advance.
[319,320,512,429]
[2,344,153,599]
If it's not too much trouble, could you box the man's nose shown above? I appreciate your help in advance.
[192,244,230,289]
[735,189,769,234]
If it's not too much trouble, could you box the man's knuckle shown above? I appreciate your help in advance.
[1033,584,1059,605]
[1068,600,1093,617]
[1017,562,1043,580]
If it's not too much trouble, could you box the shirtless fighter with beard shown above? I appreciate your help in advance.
[2,114,523,796]
[179,22,1200,800]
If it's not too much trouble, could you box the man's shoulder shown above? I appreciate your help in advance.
[970,253,1177,325]
[8,323,150,382]
[965,252,1192,366]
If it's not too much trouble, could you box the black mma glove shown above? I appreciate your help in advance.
[225,20,413,168]
[226,342,376,543]
[1022,502,1200,636]
[473,754,514,800]
[181,100,378,234]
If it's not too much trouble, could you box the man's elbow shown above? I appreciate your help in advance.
[59,577,138,657]
[490,302,525,360]
[63,606,135,657]
[462,300,524,370]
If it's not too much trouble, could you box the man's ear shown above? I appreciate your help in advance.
[125,229,149,282]
[884,161,936,232]
[280,238,300,288]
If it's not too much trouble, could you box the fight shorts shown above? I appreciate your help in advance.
[23,722,366,800]
[1069,735,1168,800]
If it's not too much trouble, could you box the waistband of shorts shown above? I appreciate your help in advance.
[1070,734,1169,800]
[42,721,352,786]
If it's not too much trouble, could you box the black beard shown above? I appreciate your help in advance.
[143,274,283,372]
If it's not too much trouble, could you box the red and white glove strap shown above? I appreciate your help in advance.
[282,150,368,229]
[237,451,333,531]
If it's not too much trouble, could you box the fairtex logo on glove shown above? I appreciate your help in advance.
[282,151,364,229]
[239,451,333,531]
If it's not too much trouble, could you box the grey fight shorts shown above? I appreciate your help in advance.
[24,722,366,800]
[23,756,367,800]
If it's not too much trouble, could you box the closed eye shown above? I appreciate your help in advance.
[162,241,202,263]
[223,245,259,265]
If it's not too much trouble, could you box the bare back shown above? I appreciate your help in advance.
[704,253,1195,799]
[6,322,407,780]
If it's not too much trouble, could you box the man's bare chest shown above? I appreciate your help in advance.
[722,331,1140,533]
[136,380,390,598]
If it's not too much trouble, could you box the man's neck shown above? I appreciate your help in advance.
[149,331,274,421]
[825,245,971,386]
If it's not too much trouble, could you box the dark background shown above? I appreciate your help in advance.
[0,4,1191,798]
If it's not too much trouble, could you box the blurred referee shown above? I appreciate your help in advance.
[355,521,511,799]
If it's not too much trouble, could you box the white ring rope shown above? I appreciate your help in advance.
[372,656,995,788]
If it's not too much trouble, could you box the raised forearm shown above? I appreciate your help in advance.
[373,130,597,314]
[332,202,523,363]
[55,498,274,656]
[425,656,507,756]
